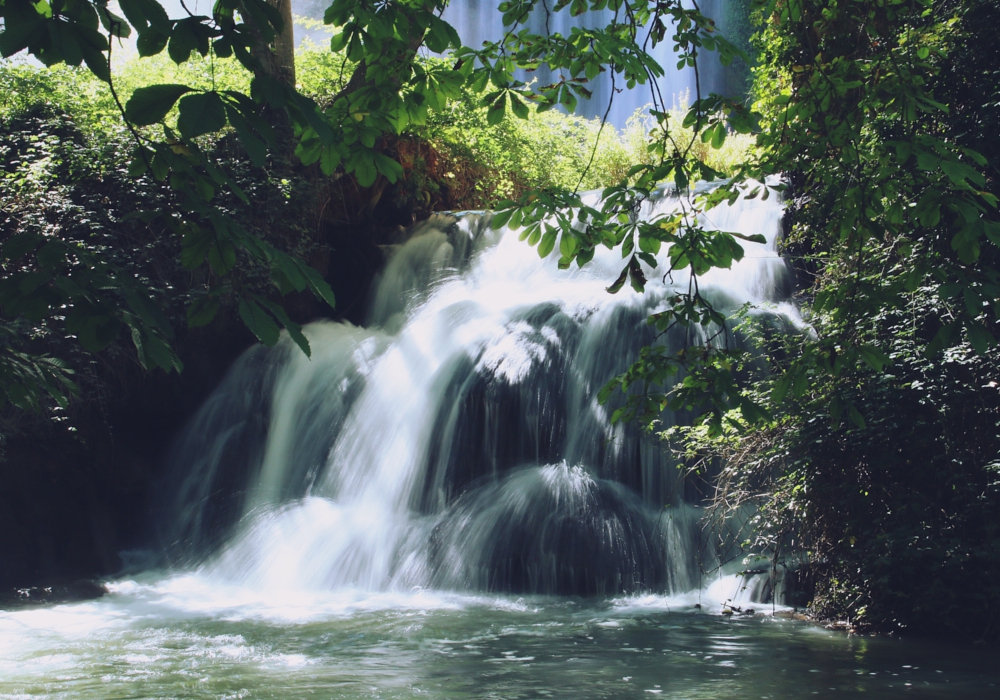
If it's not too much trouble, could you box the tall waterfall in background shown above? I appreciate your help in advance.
[294,0,751,127]
[159,186,801,598]
[443,0,746,126]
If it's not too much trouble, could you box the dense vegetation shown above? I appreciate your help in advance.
[2,0,999,645]
[0,45,750,420]
[672,0,1000,642]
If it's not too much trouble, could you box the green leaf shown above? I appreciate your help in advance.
[537,228,557,258]
[770,373,792,404]
[177,92,227,139]
[251,74,288,110]
[925,321,959,356]
[636,251,658,269]
[66,311,123,353]
[271,252,308,294]
[125,84,192,125]
[186,295,220,327]
[123,290,173,338]
[729,231,767,245]
[51,21,84,66]
[351,152,378,187]
[318,145,341,175]
[967,322,996,354]
[96,7,131,37]
[373,153,403,183]
[0,19,46,58]
[300,264,336,309]
[225,104,267,167]
[238,298,281,346]
[1,233,43,261]
[491,208,514,230]
[168,17,210,64]
[858,345,890,371]
[607,265,629,294]
[207,238,237,274]
[847,403,866,430]
[180,225,213,269]
[739,397,769,425]
[559,233,578,258]
[138,329,182,372]
[119,0,171,33]
[330,30,349,52]
[136,29,169,57]
[257,296,311,357]
[711,122,726,149]
[509,93,529,119]
[628,257,647,292]
[150,152,169,181]
[942,160,986,188]
[486,93,506,125]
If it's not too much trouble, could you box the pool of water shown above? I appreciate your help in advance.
[0,575,995,699]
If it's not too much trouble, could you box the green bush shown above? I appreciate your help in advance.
[670,0,1000,644]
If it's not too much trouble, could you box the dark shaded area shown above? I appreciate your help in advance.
[0,104,466,591]
[746,0,1000,643]
[152,344,285,560]
[428,466,669,595]
[796,294,1000,642]
[415,303,580,513]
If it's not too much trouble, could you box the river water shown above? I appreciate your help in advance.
[1,578,996,699]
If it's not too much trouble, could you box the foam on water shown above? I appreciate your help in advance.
[2,581,998,699]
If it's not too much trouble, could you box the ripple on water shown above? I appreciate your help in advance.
[0,582,997,699]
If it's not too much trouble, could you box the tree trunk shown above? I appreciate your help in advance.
[242,0,295,87]
[270,0,295,86]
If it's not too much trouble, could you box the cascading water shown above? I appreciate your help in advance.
[6,193,999,700]
[158,185,802,600]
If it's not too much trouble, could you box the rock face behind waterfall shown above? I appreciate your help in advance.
[427,464,671,595]
[159,187,802,597]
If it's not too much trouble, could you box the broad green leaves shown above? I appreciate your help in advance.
[0,1,111,80]
[124,84,192,125]
[0,0,769,428]
[176,92,227,139]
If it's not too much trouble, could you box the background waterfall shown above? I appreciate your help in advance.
[292,0,753,127]
[158,186,802,598]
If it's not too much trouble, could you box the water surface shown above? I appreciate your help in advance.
[1,577,995,699]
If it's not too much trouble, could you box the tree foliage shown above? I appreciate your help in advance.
[1,0,759,414]
[668,0,1000,641]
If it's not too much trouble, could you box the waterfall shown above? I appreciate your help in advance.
[158,185,801,597]
[293,0,749,127]
[442,0,742,126]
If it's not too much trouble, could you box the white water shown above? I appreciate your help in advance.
[7,577,997,700]
[158,185,801,602]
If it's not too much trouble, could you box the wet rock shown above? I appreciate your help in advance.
[773,610,811,621]
[1,580,107,609]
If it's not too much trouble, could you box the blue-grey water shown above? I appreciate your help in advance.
[1,580,996,699]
